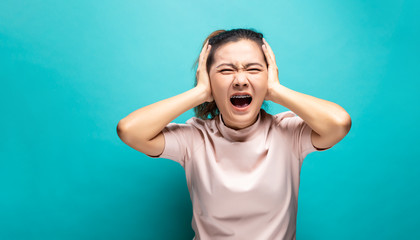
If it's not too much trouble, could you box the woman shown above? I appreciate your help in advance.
[117,28,351,240]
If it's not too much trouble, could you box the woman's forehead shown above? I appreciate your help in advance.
[214,40,264,64]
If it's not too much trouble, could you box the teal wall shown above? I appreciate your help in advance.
[1,0,419,239]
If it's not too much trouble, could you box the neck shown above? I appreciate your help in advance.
[221,112,260,130]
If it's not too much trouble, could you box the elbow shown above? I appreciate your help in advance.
[337,114,352,135]
[117,120,129,139]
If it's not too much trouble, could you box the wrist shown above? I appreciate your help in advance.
[194,85,212,103]
[269,84,287,104]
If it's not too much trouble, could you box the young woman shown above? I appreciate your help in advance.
[117,28,351,240]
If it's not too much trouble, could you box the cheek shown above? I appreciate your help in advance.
[211,75,229,88]
[258,72,269,84]
[249,73,268,83]
[209,78,224,96]
[250,73,266,79]
[210,79,231,102]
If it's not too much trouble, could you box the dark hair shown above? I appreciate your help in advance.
[192,28,269,120]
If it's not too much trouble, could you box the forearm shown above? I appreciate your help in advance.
[118,86,207,142]
[271,84,351,136]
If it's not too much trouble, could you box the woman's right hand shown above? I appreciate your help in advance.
[195,40,214,103]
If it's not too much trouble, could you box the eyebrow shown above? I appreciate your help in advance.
[216,62,264,69]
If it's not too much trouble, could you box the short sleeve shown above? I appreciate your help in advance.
[274,111,331,162]
[146,121,201,168]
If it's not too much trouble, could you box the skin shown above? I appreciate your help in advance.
[196,37,351,149]
[261,38,352,149]
[118,36,351,157]
[208,39,268,130]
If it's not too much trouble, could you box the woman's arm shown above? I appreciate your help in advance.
[117,41,213,156]
[262,38,351,150]
[117,86,208,156]
[117,86,207,142]
[270,84,351,149]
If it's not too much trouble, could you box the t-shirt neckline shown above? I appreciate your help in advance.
[216,109,263,142]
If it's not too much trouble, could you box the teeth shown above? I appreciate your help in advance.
[231,95,251,99]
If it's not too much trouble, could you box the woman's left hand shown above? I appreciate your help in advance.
[262,38,281,102]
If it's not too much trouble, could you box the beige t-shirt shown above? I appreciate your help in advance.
[148,109,330,240]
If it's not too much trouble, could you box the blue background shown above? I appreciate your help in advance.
[1,0,419,239]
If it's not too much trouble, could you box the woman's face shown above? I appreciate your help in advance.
[209,39,268,130]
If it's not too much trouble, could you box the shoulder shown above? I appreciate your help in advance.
[181,115,217,134]
[186,116,212,128]
[269,110,310,135]
[270,110,299,126]
[273,110,297,121]
[161,117,207,137]
[186,116,208,127]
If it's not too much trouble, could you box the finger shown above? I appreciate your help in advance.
[199,44,211,68]
[199,40,209,60]
[263,38,276,65]
[200,46,211,70]
[203,44,211,63]
[262,43,273,67]
[201,40,212,61]
[198,43,208,68]
[262,38,276,65]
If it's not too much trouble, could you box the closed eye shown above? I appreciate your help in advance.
[219,69,261,73]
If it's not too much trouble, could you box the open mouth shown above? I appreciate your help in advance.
[230,94,252,108]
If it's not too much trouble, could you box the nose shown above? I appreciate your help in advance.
[233,72,249,87]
